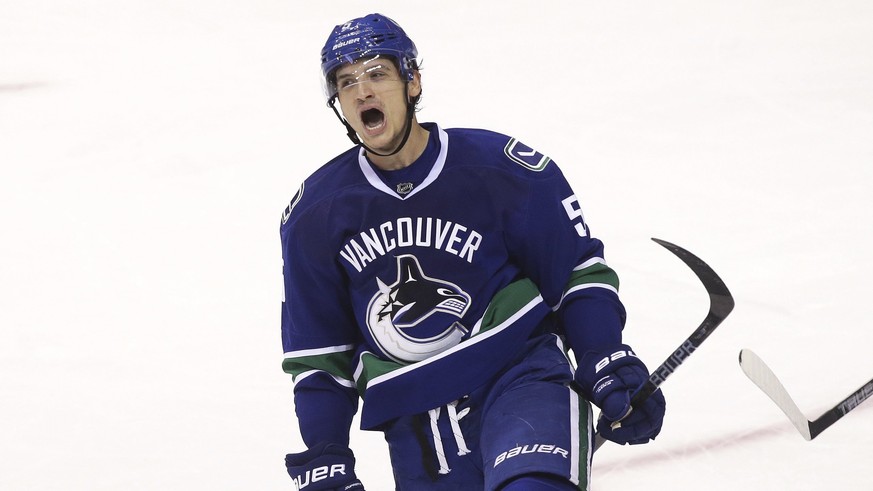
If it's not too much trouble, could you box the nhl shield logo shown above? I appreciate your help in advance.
[366,255,471,363]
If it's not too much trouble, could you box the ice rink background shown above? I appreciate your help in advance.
[2,1,872,489]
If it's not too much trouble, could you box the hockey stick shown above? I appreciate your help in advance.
[593,238,734,451]
[739,348,873,440]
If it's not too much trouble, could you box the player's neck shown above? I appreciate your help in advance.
[366,122,430,171]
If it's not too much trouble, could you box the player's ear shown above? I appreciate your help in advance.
[408,70,422,99]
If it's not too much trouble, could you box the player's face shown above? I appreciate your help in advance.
[335,56,420,153]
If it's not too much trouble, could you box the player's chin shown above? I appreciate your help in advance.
[360,129,399,152]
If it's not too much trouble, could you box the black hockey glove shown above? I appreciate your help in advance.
[285,442,365,491]
[576,344,666,445]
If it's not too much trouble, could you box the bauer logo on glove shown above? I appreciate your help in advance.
[577,344,666,445]
[285,442,365,491]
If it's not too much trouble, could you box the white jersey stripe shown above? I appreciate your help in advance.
[283,343,355,359]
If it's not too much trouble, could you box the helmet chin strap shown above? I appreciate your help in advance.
[328,84,416,158]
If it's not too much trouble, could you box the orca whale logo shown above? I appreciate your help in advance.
[366,255,471,363]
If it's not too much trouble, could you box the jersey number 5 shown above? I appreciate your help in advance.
[561,195,588,238]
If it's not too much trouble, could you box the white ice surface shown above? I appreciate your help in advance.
[2,1,872,489]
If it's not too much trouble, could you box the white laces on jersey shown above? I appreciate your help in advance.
[427,399,472,475]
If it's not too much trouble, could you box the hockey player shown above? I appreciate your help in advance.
[280,13,666,490]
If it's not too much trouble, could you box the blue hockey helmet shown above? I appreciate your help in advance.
[320,13,419,102]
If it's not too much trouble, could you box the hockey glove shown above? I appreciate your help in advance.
[285,442,364,491]
[576,344,666,445]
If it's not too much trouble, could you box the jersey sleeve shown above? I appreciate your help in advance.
[279,188,362,448]
[501,153,626,360]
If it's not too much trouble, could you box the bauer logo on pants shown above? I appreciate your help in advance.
[493,443,569,467]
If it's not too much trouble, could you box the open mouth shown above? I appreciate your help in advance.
[361,108,385,129]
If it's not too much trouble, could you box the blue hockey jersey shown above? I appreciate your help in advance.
[280,123,626,447]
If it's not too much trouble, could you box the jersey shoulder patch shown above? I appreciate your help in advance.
[281,182,305,225]
[503,138,552,171]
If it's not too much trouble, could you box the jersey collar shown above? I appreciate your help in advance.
[357,125,448,200]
